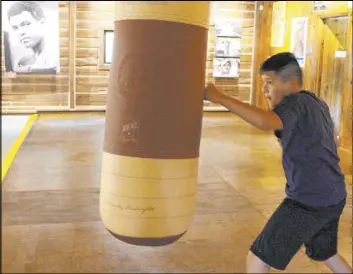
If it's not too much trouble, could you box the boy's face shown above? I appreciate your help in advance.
[261,71,291,108]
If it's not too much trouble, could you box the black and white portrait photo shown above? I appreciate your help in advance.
[215,19,242,37]
[213,58,240,78]
[2,1,60,74]
[214,37,241,58]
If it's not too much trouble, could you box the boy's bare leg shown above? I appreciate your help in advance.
[246,251,270,273]
[324,253,352,274]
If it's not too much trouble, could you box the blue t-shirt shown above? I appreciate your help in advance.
[273,90,347,207]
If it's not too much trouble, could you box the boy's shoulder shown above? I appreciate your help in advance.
[279,90,323,109]
[287,90,316,101]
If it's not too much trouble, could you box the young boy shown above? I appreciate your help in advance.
[204,52,352,273]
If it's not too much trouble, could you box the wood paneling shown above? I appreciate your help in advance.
[1,1,256,111]
[74,1,112,107]
[76,1,256,107]
[340,11,352,152]
[319,25,345,129]
[252,1,273,109]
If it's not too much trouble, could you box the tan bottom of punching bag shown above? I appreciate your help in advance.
[100,152,199,246]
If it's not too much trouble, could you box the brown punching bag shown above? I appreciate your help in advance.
[100,1,210,246]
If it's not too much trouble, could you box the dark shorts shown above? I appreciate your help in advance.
[250,197,346,270]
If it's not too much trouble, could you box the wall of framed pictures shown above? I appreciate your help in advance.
[213,20,242,79]
[1,1,257,113]
[205,1,256,110]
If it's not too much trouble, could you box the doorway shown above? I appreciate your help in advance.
[317,16,348,132]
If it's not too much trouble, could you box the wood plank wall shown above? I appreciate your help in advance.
[75,1,113,109]
[252,1,273,110]
[1,1,256,113]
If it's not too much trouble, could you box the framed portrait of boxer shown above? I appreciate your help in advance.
[214,19,242,38]
[2,1,60,74]
[213,58,240,78]
[214,37,241,58]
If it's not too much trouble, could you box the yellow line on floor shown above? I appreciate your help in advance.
[38,112,105,119]
[1,114,38,183]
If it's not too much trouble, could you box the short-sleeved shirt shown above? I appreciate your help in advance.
[273,90,347,207]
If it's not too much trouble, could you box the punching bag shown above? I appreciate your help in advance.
[100,1,210,246]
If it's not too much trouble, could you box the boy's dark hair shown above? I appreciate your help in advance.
[7,1,45,22]
[260,52,303,86]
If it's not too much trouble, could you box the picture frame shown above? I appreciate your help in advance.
[2,1,60,74]
[99,28,114,70]
[290,17,308,68]
[313,1,329,12]
[213,57,240,78]
[214,19,242,37]
[214,37,241,58]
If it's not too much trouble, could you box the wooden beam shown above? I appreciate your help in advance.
[69,1,77,109]
[340,11,352,151]
[252,1,273,109]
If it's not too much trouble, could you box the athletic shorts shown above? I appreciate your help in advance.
[250,197,346,270]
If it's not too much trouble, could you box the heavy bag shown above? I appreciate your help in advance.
[100,1,210,246]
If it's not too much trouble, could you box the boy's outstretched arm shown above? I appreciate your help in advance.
[205,83,283,131]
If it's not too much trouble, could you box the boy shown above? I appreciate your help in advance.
[204,52,352,273]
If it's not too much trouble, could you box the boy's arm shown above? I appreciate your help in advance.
[219,95,283,131]
[205,83,283,131]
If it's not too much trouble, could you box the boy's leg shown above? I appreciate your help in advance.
[324,254,352,273]
[246,250,270,273]
[247,198,331,273]
[304,200,352,273]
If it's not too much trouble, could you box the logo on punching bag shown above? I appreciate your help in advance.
[118,54,144,95]
[121,120,140,142]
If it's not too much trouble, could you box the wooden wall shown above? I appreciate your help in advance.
[74,1,113,109]
[252,1,352,160]
[1,1,257,113]
[252,1,273,110]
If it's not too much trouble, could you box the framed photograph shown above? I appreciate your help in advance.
[99,28,114,70]
[313,1,330,12]
[215,19,242,37]
[2,1,60,74]
[214,37,241,58]
[213,58,240,78]
[290,17,308,68]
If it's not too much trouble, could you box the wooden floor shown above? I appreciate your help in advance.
[2,113,352,273]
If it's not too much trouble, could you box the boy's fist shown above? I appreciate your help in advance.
[204,83,226,104]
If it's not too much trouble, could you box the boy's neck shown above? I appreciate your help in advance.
[285,86,303,96]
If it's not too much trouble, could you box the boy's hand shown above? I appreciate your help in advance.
[204,83,227,104]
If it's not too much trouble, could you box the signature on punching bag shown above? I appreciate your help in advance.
[109,202,156,214]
